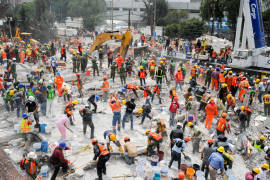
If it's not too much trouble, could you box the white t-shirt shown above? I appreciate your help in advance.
[255,170,269,180]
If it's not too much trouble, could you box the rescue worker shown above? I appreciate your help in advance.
[14,90,24,118]
[149,60,156,79]
[119,63,126,85]
[219,70,225,87]
[20,113,32,151]
[205,66,213,88]
[79,105,94,139]
[35,90,47,116]
[231,73,238,97]
[169,60,176,80]
[56,111,72,140]
[92,56,99,76]
[205,98,218,130]
[211,67,220,91]
[123,136,138,165]
[191,65,197,81]
[208,146,225,180]
[73,73,83,98]
[72,52,77,73]
[109,94,121,133]
[10,57,17,81]
[76,54,81,72]
[138,66,147,86]
[201,139,215,180]
[222,150,234,170]
[4,88,14,112]
[107,48,113,68]
[103,130,124,153]
[257,164,269,180]
[258,77,267,103]
[184,87,193,104]
[253,136,266,152]
[101,77,109,102]
[225,71,233,91]
[64,100,78,125]
[245,168,260,180]
[54,72,63,97]
[175,68,183,91]
[170,122,184,150]
[263,91,270,116]
[155,65,163,85]
[199,90,211,111]
[152,84,162,104]
[98,48,104,69]
[238,77,250,102]
[145,130,163,156]
[122,98,136,130]
[195,86,206,102]
[92,139,110,180]
[50,142,70,180]
[87,94,97,113]
[60,45,66,61]
[216,113,229,135]
[226,94,236,111]
[25,96,40,127]
[188,122,202,154]
[218,83,228,105]
[239,106,247,133]
[168,138,185,170]
[156,120,167,137]
[169,97,180,128]
[125,84,139,98]
[47,84,56,118]
[21,152,38,179]
[140,103,152,125]
[110,62,117,82]
[169,86,178,102]
[81,53,88,72]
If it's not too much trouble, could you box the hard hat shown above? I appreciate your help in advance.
[262,163,269,170]
[145,130,150,136]
[188,115,194,121]
[188,96,193,100]
[209,65,213,68]
[170,86,175,89]
[124,136,130,141]
[222,113,228,118]
[59,142,66,149]
[210,98,215,103]
[56,72,60,76]
[187,122,193,127]
[176,122,181,127]
[263,77,268,81]
[9,90,14,96]
[76,73,80,76]
[138,108,143,114]
[240,106,245,111]
[217,146,225,153]
[18,83,23,88]
[185,137,191,142]
[103,77,107,80]
[91,139,97,145]
[178,172,185,179]
[189,76,192,80]
[152,60,155,63]
[160,61,164,64]
[122,100,126,105]
[27,152,37,159]
[67,111,72,116]
[110,134,116,141]
[252,168,260,174]
[208,139,214,143]
[256,79,260,83]
[72,100,78,105]
[140,66,143,69]
[12,57,16,61]
[28,96,35,102]
[22,113,29,118]
[162,57,166,60]
[178,68,181,71]
[85,105,90,109]
[35,90,39,94]
[227,94,232,99]
[222,83,228,88]
[229,71,232,74]
[260,135,266,141]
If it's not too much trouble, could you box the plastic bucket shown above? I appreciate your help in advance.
[40,124,47,133]
[33,142,41,152]
[41,141,48,152]
[158,151,164,161]
[86,69,91,76]
[150,155,159,166]
[41,165,48,177]
[186,168,195,179]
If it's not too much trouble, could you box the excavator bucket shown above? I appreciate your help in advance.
[120,30,132,58]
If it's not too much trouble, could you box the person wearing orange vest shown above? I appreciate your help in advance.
[19,48,25,64]
[156,120,167,137]
[211,67,220,91]
[109,94,122,133]
[175,68,183,91]
[115,53,124,71]
[169,86,178,102]
[149,60,156,79]
[219,70,225,87]
[191,65,197,81]
[226,94,236,111]
[152,84,162,104]
[54,72,64,97]
[238,77,250,102]
[231,74,238,97]
[91,139,110,180]
[225,71,233,91]
[145,130,163,156]
[216,113,229,135]
[60,45,66,62]
[205,98,218,129]
[126,83,139,98]
[107,49,114,68]
[101,77,109,102]
[20,152,38,179]
[138,66,147,86]
[72,73,83,98]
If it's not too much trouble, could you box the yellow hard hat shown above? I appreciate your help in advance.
[152,60,155,63]
[252,168,260,174]
[110,134,116,141]
[222,83,228,88]
[240,106,245,111]
[262,163,269,170]
[72,100,79,105]
[227,94,232,99]
[9,90,14,96]
[73,51,77,55]
[160,61,164,64]
[162,57,166,60]
[140,66,143,69]
[178,68,181,71]
[188,96,193,100]
[189,76,192,80]
[138,108,143,114]
[170,86,175,90]
[145,130,150,136]
[260,136,266,141]
[187,122,193,127]
[122,100,126,105]
[256,79,260,83]
[217,146,225,153]
[229,71,232,74]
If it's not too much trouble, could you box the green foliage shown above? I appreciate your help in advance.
[160,10,188,26]
[164,24,180,38]
[200,0,224,22]
[224,0,240,32]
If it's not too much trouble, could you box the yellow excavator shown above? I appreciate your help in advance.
[89,29,132,57]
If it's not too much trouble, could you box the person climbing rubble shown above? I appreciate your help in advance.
[201,139,215,180]
[56,111,72,140]
[208,146,225,180]
[109,94,122,133]
[103,130,124,153]
[145,130,163,156]
[123,136,138,165]
[64,100,78,126]
[79,105,95,139]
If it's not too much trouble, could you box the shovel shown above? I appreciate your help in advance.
[182,152,191,162]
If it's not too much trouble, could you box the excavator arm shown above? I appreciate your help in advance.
[89,30,132,57]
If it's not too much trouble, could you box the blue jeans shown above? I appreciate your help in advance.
[175,81,182,91]
[40,101,47,116]
[145,98,151,106]
[15,101,24,118]
[169,112,176,128]
[258,91,264,103]
[122,112,134,130]
[112,111,121,134]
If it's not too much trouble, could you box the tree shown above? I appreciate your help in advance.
[179,18,206,40]
[160,10,188,26]
[224,0,240,34]
[51,0,69,22]
[164,24,180,38]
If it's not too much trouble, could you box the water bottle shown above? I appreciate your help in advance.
[160,161,168,178]
[153,173,161,180]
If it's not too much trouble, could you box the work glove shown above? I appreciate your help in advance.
[109,145,113,152]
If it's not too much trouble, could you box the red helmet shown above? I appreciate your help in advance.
[124,136,130,141]
[91,139,97,144]
[185,137,191,142]
[76,73,80,76]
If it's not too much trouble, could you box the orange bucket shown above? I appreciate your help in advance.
[186,168,195,180]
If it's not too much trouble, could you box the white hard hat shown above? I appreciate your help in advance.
[209,65,213,68]
[12,58,16,61]
[49,80,53,84]
[264,146,269,152]
[28,96,35,102]
[176,122,181,126]
[27,152,37,159]
[68,90,72,94]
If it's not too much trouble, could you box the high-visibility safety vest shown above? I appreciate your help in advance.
[47,89,55,100]
[150,64,155,71]
[140,71,146,78]
[61,47,65,55]
[127,84,136,89]
[97,144,110,156]
[170,89,177,99]
[254,140,262,151]
[24,159,37,176]
[227,97,236,106]
[156,69,163,78]
[149,132,162,141]
[216,118,226,132]
[65,101,74,112]
[153,85,160,93]
[264,94,270,104]
[157,121,166,133]
[191,68,196,77]
[231,76,238,86]
[102,81,109,92]
[144,90,149,98]
[20,118,31,133]
[109,100,121,112]
[219,73,225,83]
[55,76,63,86]
[239,80,249,88]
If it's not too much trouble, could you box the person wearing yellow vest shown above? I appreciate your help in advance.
[253,136,266,152]
[263,91,270,116]
[145,130,163,156]
[20,113,32,151]
[109,94,121,133]
[149,60,156,79]
[169,86,178,102]
[101,77,109,102]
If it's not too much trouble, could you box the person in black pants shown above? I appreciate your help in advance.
[87,94,97,113]
[79,105,95,139]
[140,104,151,125]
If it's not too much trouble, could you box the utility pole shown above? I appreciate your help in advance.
[111,0,114,32]
[128,9,131,29]
[153,0,157,38]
